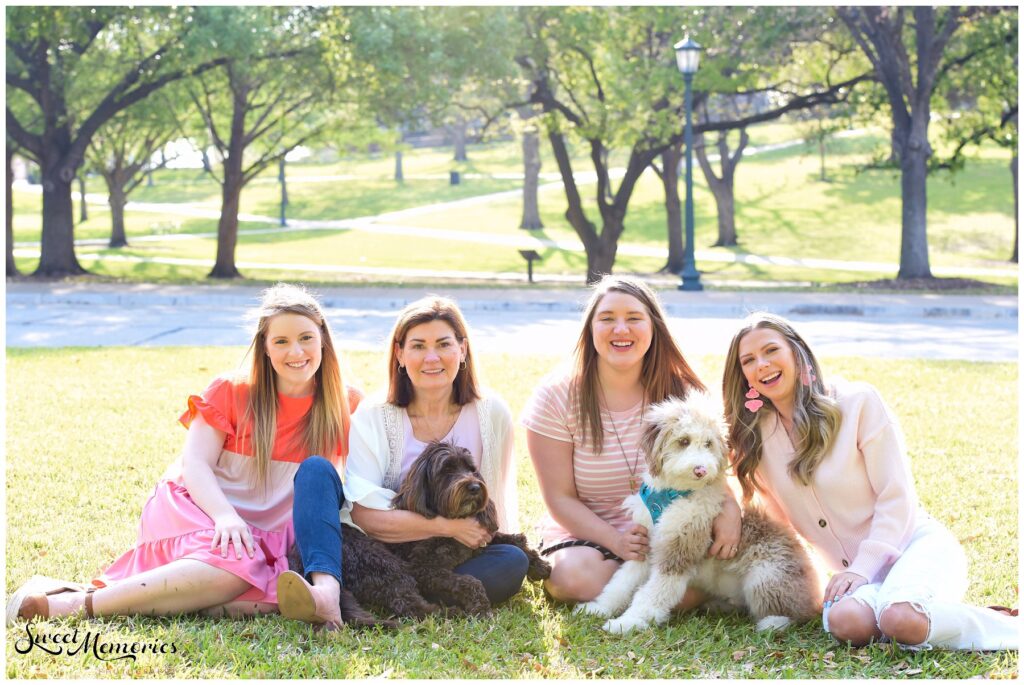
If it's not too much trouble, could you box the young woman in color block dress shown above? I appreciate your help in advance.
[7,284,362,624]
[723,312,1018,650]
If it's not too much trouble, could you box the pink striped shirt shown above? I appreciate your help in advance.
[521,374,646,544]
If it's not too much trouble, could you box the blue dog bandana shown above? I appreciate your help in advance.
[639,482,692,524]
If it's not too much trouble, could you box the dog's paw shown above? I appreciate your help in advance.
[575,600,613,618]
[527,558,552,581]
[755,615,792,632]
[602,615,648,635]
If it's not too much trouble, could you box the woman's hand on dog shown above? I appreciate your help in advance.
[445,517,493,548]
[824,571,867,604]
[211,512,256,559]
[707,494,743,560]
[615,525,650,561]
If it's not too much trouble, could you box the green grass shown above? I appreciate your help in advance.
[11,122,1017,290]
[6,347,1018,678]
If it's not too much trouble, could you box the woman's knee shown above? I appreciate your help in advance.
[878,602,929,645]
[545,557,615,603]
[828,599,880,646]
[294,456,342,493]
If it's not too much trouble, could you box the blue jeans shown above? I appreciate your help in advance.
[292,456,528,604]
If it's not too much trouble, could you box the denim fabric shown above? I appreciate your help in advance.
[292,456,345,583]
[293,457,529,604]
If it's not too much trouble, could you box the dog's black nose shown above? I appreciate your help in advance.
[467,482,481,494]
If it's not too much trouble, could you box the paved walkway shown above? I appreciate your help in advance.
[6,283,1017,362]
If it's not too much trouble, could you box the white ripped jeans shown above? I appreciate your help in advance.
[824,515,1018,651]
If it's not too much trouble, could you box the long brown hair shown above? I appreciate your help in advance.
[386,296,481,408]
[723,312,841,501]
[572,275,705,451]
[243,283,351,494]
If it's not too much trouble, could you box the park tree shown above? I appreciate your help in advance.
[5,6,227,277]
[6,138,19,276]
[85,90,183,247]
[516,6,870,282]
[187,6,339,279]
[836,6,1016,279]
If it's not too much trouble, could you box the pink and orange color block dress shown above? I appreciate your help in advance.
[97,376,359,605]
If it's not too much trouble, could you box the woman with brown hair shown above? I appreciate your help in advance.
[279,295,525,629]
[7,284,358,624]
[522,275,742,604]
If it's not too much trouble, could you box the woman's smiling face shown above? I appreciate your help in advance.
[737,327,798,407]
[264,312,323,396]
[396,319,466,395]
[590,291,653,373]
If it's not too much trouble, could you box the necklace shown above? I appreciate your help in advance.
[600,388,646,494]
[410,405,461,442]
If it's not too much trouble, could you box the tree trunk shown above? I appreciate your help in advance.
[1012,154,1018,263]
[819,137,827,182]
[278,157,287,228]
[210,173,243,278]
[547,130,605,283]
[587,229,619,283]
[78,176,88,223]
[659,143,684,273]
[201,148,212,175]
[36,151,86,277]
[695,130,746,248]
[897,143,933,279]
[394,150,403,183]
[107,180,128,248]
[452,117,468,162]
[519,128,543,229]
[6,146,18,276]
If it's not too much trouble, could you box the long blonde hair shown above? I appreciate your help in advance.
[723,312,841,501]
[386,295,481,408]
[243,283,350,494]
[573,275,705,451]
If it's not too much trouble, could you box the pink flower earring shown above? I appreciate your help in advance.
[801,368,817,386]
[744,387,763,413]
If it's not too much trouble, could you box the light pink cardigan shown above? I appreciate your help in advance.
[753,380,918,583]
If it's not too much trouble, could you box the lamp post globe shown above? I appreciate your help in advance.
[674,34,704,292]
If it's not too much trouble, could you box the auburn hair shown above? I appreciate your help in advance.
[723,312,841,501]
[572,275,705,451]
[242,283,350,495]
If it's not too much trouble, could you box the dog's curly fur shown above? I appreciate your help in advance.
[577,392,821,634]
[289,441,550,620]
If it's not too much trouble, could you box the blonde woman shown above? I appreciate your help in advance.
[723,312,1017,650]
[7,284,361,624]
[522,275,742,604]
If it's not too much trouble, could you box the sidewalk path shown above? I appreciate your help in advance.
[6,283,1017,362]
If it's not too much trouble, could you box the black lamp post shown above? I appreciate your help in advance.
[674,34,703,292]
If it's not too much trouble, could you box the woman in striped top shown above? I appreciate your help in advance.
[522,275,743,603]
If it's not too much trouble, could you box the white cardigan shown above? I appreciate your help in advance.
[340,392,520,533]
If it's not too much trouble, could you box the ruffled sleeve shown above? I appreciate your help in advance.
[179,376,239,437]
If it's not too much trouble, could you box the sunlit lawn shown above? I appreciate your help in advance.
[5,346,1018,678]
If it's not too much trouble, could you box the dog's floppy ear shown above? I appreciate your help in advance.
[477,500,499,534]
[392,442,444,517]
[639,411,669,477]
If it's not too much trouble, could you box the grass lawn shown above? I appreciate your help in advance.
[11,122,1017,289]
[5,347,1018,678]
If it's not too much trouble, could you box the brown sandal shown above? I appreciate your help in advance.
[5,576,96,626]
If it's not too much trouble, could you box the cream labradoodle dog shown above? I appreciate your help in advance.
[578,393,820,634]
